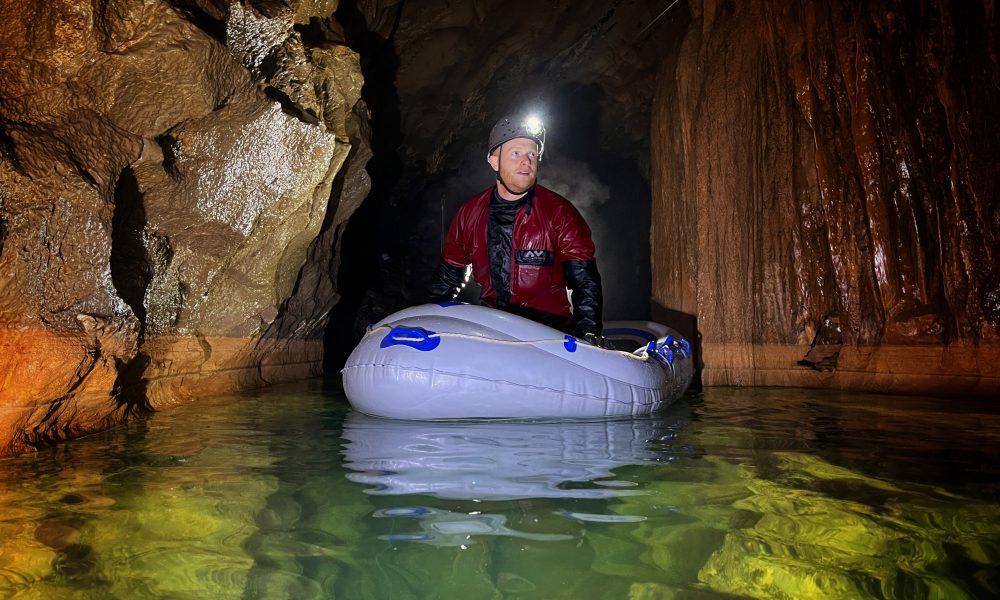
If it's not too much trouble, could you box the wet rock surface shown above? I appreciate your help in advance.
[651,0,999,394]
[1,0,997,455]
[0,0,368,455]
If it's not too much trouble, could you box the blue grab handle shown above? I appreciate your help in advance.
[667,337,691,358]
[380,327,441,351]
[646,339,679,365]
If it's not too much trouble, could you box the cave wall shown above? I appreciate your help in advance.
[0,0,370,455]
[651,0,999,395]
[1,0,993,456]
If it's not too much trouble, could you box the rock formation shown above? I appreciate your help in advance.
[1,0,996,456]
[0,0,370,456]
[651,0,999,394]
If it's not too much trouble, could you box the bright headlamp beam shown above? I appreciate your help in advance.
[523,115,543,135]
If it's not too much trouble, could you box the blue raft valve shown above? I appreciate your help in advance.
[380,327,441,351]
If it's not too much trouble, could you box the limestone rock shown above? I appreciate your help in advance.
[650,0,999,395]
[0,0,368,455]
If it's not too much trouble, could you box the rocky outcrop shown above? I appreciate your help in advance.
[651,0,999,395]
[0,0,369,455]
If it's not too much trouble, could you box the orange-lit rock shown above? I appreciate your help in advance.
[0,0,369,455]
[651,0,999,395]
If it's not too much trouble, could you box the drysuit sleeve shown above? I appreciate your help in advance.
[563,259,603,338]
[552,198,603,338]
[428,210,470,302]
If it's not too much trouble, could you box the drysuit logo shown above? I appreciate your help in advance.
[515,249,553,267]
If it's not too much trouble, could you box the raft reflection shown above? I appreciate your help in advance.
[340,412,692,501]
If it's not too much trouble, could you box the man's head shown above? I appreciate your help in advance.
[487,115,545,197]
[487,115,545,159]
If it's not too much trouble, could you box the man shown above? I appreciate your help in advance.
[429,114,605,344]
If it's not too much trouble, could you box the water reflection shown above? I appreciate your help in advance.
[375,506,573,546]
[1,385,998,599]
[340,412,693,501]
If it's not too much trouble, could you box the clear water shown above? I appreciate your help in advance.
[1,382,998,599]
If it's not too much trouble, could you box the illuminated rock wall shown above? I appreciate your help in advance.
[2,0,995,456]
[651,0,999,395]
[0,0,370,455]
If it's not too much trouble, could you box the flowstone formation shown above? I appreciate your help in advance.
[651,0,999,395]
[0,0,371,456]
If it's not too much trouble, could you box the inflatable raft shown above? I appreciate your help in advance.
[341,303,694,419]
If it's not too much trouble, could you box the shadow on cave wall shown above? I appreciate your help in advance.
[322,0,405,375]
[109,166,154,417]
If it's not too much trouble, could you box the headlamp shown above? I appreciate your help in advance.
[523,115,544,136]
[487,113,547,160]
[521,114,545,160]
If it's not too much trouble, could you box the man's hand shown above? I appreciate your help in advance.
[428,260,467,303]
[583,332,611,349]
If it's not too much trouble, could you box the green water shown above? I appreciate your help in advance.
[1,383,997,599]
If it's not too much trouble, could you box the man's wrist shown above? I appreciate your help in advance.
[582,332,610,348]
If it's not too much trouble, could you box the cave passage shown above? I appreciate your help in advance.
[323,1,683,372]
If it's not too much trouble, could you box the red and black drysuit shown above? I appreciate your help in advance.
[429,184,603,338]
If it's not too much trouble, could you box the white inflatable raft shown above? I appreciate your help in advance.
[341,303,694,419]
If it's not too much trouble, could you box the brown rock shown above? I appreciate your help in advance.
[651,0,999,396]
[0,0,368,455]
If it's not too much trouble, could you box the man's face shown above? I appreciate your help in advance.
[488,137,539,196]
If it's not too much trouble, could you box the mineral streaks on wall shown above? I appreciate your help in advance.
[0,0,369,455]
[651,0,999,394]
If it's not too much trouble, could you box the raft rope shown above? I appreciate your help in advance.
[368,324,683,364]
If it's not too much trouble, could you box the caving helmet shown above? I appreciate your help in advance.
[487,114,545,161]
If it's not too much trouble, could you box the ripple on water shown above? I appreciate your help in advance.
[243,567,325,599]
